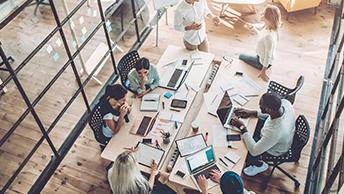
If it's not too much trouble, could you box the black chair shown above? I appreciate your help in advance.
[261,115,310,189]
[117,50,140,94]
[267,75,304,104]
[88,104,110,151]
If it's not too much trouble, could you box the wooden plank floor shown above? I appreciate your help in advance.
[0,0,336,193]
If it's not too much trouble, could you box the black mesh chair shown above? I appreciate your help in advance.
[267,75,304,104]
[261,115,310,188]
[88,105,110,151]
[117,50,140,94]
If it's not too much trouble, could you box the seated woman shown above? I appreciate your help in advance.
[100,84,130,140]
[197,170,255,194]
[128,57,160,97]
[107,150,175,194]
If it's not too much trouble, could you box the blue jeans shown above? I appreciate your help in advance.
[239,54,271,70]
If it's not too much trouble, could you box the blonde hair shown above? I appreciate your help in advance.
[109,151,150,194]
[262,5,282,31]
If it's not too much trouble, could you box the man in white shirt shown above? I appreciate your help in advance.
[231,92,296,176]
[174,0,220,52]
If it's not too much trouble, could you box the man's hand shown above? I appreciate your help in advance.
[258,70,269,82]
[234,108,256,118]
[185,23,202,31]
[197,175,208,194]
[230,117,245,129]
[212,16,220,25]
[209,169,221,183]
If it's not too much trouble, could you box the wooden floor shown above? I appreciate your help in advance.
[0,0,336,193]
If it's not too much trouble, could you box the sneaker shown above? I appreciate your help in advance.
[243,162,268,176]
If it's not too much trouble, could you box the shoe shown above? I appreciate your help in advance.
[243,162,268,176]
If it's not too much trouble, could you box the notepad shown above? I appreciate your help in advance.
[224,151,241,164]
[141,93,160,112]
[135,142,165,168]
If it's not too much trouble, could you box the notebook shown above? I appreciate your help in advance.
[140,93,160,112]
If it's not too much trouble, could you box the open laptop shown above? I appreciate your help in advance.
[159,59,193,90]
[185,146,221,191]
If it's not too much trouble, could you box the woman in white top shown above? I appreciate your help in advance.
[239,5,282,82]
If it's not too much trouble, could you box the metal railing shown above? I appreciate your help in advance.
[304,0,344,193]
[0,0,166,192]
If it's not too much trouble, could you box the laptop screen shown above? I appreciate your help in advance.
[186,146,215,173]
[216,92,233,125]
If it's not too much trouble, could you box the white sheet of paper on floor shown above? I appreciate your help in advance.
[46,44,53,54]
[70,21,75,29]
[52,52,60,62]
[72,41,77,49]
[79,16,84,24]
[81,27,87,35]
[224,151,241,164]
[55,38,62,47]
[212,124,228,147]
[87,8,92,15]
[93,10,97,17]
[80,35,86,43]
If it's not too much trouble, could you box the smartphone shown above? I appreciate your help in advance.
[176,170,186,179]
[235,71,243,76]
[142,138,152,144]
[182,59,188,66]
[171,99,187,109]
[226,134,241,141]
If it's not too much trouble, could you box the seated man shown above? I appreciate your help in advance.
[231,92,296,176]
[196,170,255,194]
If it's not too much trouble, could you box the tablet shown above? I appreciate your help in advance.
[175,134,207,157]
[135,142,165,168]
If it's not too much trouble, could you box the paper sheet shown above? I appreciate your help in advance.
[203,91,223,116]
[234,76,262,96]
[212,124,228,147]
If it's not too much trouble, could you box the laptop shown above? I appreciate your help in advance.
[159,59,193,90]
[185,146,221,191]
[216,92,237,129]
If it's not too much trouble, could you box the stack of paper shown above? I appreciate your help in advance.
[141,93,160,112]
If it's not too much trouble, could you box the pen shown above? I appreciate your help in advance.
[162,102,165,109]
[224,156,236,164]
[155,140,162,150]
[174,121,178,129]
[211,94,218,104]
[245,94,259,97]
[205,132,209,142]
[219,158,228,167]
[170,108,181,112]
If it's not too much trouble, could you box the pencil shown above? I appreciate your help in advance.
[211,94,218,104]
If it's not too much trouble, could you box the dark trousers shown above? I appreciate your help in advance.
[245,118,266,167]
[141,172,176,194]
[239,54,272,70]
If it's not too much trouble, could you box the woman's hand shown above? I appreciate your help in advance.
[212,16,220,25]
[150,160,159,176]
[258,70,269,82]
[197,175,208,194]
[119,104,128,117]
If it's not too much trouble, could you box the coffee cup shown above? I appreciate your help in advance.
[191,121,199,133]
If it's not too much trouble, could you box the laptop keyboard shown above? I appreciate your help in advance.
[167,69,183,88]
[194,165,220,180]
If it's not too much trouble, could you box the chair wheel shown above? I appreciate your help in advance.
[295,182,300,188]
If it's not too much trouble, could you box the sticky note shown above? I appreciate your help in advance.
[81,27,87,35]
[55,38,62,47]
[79,16,84,24]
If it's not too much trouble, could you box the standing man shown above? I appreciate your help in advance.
[174,0,220,52]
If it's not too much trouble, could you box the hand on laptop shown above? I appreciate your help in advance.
[197,175,208,194]
[209,169,222,183]
[234,108,257,118]
[230,117,245,129]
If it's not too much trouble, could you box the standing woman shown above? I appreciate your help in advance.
[239,5,282,82]
[128,57,160,98]
[100,84,130,140]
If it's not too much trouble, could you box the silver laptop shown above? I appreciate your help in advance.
[185,146,221,191]
[159,59,192,90]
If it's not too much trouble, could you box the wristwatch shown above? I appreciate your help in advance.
[239,125,248,134]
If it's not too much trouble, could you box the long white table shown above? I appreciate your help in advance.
[101,45,214,174]
[169,58,267,193]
